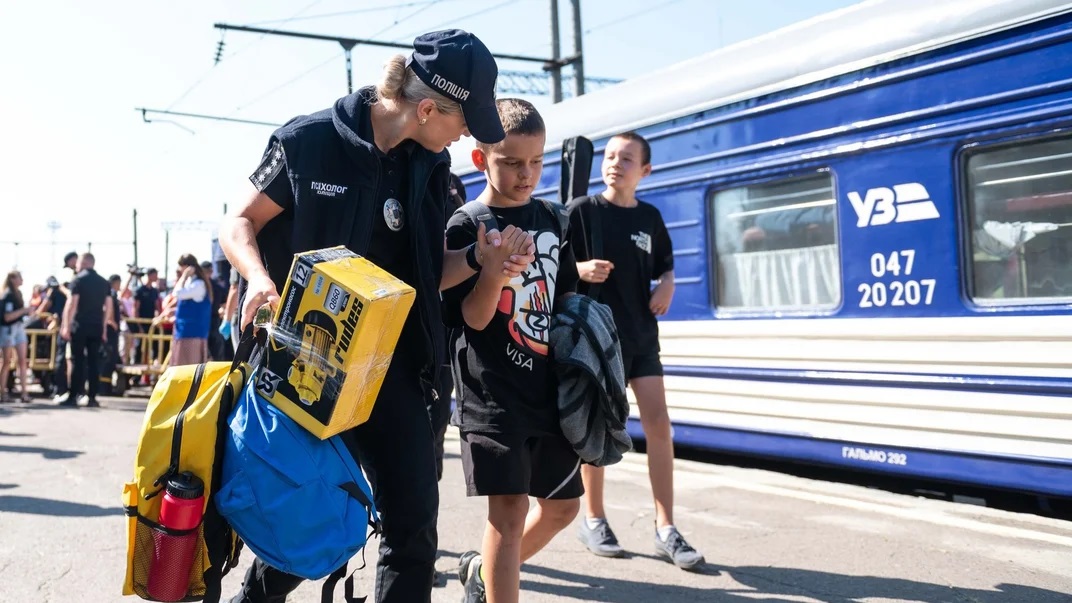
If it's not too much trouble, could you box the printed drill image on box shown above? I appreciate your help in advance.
[254,246,415,439]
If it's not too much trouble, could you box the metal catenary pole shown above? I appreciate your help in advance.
[550,0,562,103]
[570,0,585,97]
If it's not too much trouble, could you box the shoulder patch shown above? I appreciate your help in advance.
[250,141,285,192]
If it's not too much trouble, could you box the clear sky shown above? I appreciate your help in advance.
[0,0,860,291]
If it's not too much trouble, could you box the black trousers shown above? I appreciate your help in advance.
[431,363,453,481]
[98,327,120,395]
[232,359,440,603]
[51,335,68,396]
[69,329,101,399]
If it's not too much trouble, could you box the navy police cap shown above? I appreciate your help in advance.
[407,29,505,144]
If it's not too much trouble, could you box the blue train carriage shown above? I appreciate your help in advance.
[450,0,1072,498]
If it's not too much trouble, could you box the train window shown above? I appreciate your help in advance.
[966,136,1072,303]
[711,173,840,310]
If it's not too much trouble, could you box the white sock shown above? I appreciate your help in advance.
[585,517,607,530]
[657,524,677,541]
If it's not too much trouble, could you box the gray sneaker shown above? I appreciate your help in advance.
[578,519,625,558]
[457,550,485,603]
[655,527,704,570]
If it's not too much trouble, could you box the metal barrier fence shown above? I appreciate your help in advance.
[5,316,173,396]
[25,323,58,373]
[114,317,173,395]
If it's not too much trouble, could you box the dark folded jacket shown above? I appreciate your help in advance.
[550,295,632,467]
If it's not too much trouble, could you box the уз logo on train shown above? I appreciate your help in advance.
[847,182,940,227]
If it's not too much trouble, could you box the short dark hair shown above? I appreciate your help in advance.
[611,131,651,166]
[108,274,122,284]
[476,98,545,151]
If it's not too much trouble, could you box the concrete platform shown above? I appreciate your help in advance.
[1,396,1069,602]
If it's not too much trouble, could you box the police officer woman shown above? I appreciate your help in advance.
[220,30,533,603]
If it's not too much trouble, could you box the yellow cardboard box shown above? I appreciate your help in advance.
[255,246,415,439]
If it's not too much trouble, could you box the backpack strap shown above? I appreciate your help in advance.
[587,200,604,300]
[568,197,605,301]
[320,477,380,603]
[559,136,595,205]
[322,563,367,603]
[338,481,382,533]
[230,326,266,373]
[538,198,570,240]
[457,201,499,236]
[461,198,569,241]
[558,135,598,296]
[202,565,223,603]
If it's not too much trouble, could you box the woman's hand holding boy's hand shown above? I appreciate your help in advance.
[480,225,528,283]
[503,233,536,278]
[476,223,536,280]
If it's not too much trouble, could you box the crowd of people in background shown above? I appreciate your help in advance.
[0,249,236,406]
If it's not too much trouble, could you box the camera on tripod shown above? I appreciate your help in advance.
[127,264,146,277]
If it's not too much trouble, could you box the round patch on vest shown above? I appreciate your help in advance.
[383,198,404,232]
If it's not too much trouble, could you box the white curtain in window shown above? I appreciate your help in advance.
[728,244,839,308]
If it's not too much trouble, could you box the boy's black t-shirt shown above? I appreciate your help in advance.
[568,194,674,356]
[443,199,579,435]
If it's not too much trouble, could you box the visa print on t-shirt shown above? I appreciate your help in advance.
[499,229,560,369]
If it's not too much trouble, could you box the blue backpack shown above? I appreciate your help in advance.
[215,380,379,596]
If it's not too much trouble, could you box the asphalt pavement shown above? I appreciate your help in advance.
[1,396,1070,603]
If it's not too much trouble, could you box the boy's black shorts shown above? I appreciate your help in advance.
[460,431,583,500]
[623,350,664,380]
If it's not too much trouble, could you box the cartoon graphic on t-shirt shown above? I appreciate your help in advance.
[496,229,560,359]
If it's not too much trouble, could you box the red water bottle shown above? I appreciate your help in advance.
[147,472,205,602]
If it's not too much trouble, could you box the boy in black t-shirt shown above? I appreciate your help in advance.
[444,99,581,603]
[567,132,704,570]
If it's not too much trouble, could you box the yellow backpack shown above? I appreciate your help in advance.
[123,340,256,602]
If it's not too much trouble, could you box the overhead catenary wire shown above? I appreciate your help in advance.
[584,0,689,35]
[227,1,443,117]
[246,0,466,27]
[154,0,590,128]
[161,0,328,112]
[227,51,344,115]
[213,0,327,70]
[392,0,515,43]
[137,108,282,128]
[369,0,443,41]
[142,0,353,168]
[515,0,692,59]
